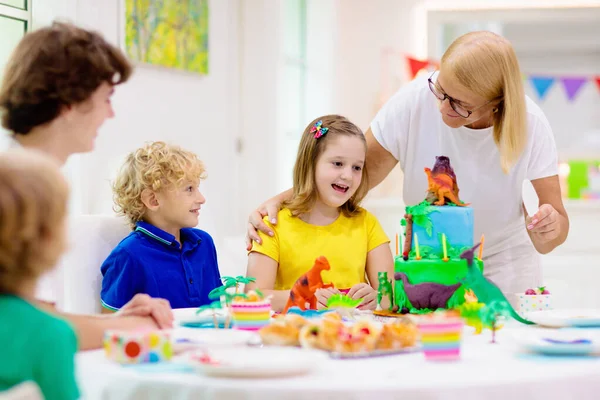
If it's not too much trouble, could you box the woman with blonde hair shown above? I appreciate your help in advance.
[247,31,569,295]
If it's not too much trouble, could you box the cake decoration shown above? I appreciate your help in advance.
[460,247,534,325]
[394,272,462,311]
[375,272,394,312]
[196,300,230,329]
[424,155,469,207]
[204,276,272,331]
[282,256,334,314]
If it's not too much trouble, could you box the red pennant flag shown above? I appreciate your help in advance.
[595,76,600,93]
[406,56,430,79]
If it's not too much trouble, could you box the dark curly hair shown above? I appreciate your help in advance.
[0,21,133,134]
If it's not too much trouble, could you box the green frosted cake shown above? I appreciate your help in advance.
[377,156,484,315]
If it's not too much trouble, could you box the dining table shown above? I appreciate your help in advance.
[75,308,600,400]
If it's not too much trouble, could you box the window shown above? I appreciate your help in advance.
[0,1,31,137]
[278,0,307,192]
[278,0,335,192]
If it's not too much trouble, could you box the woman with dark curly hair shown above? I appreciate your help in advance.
[0,21,174,350]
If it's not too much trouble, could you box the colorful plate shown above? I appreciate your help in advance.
[509,329,600,356]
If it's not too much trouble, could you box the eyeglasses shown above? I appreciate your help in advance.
[428,71,494,118]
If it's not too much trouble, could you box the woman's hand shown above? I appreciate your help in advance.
[315,287,341,309]
[348,283,377,310]
[526,203,561,243]
[246,197,285,251]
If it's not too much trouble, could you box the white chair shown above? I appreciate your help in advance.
[58,214,131,314]
[0,382,43,400]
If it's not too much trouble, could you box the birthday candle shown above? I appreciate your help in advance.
[414,233,421,260]
[442,233,448,261]
[395,233,399,256]
[478,234,485,260]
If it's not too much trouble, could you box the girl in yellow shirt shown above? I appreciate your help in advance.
[246,115,394,312]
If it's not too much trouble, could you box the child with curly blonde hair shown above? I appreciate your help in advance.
[0,149,79,400]
[101,142,221,310]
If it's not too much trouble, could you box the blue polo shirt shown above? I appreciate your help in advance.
[100,221,221,310]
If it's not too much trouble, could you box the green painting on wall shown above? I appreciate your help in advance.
[125,0,209,75]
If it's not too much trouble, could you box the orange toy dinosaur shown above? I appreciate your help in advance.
[424,156,469,206]
[282,256,334,314]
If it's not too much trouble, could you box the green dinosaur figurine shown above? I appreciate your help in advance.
[459,243,534,325]
[456,289,505,334]
[376,271,394,311]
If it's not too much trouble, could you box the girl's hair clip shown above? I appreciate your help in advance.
[310,120,329,139]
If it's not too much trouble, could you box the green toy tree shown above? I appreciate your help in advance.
[480,300,510,343]
[196,300,226,328]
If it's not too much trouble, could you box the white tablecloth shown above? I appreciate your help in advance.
[76,316,600,400]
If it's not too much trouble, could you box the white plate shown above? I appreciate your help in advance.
[174,307,228,323]
[525,309,600,328]
[508,329,600,356]
[174,328,257,347]
[188,347,326,378]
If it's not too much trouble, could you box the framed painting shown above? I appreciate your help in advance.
[123,0,209,75]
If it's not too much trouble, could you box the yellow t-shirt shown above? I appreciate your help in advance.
[250,207,389,290]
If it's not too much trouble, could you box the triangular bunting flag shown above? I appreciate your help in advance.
[529,76,555,100]
[561,77,587,101]
[595,76,600,93]
[406,56,430,79]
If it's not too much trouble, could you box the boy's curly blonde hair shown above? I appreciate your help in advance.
[0,149,69,295]
[113,141,206,229]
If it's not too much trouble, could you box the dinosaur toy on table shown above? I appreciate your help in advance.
[459,243,534,325]
[376,271,394,311]
[424,156,469,206]
[282,256,334,314]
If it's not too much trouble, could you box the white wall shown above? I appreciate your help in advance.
[65,0,241,244]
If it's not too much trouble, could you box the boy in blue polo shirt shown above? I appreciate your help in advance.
[100,141,221,310]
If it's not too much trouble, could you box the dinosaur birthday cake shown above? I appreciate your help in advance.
[377,156,485,316]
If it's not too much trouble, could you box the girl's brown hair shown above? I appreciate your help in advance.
[284,115,369,217]
[442,31,527,173]
[0,21,132,135]
[0,149,69,294]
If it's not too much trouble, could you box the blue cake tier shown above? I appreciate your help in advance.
[407,204,473,255]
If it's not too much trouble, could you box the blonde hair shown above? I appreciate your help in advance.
[0,149,69,294]
[441,31,527,173]
[284,115,369,217]
[113,141,207,229]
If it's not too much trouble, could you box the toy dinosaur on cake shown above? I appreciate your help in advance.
[424,156,469,206]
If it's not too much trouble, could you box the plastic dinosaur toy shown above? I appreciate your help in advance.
[395,272,461,310]
[456,289,488,334]
[459,243,534,325]
[282,256,334,314]
[424,156,469,206]
[376,271,394,311]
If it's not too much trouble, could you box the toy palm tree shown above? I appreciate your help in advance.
[234,276,256,293]
[196,300,224,328]
[481,300,510,343]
